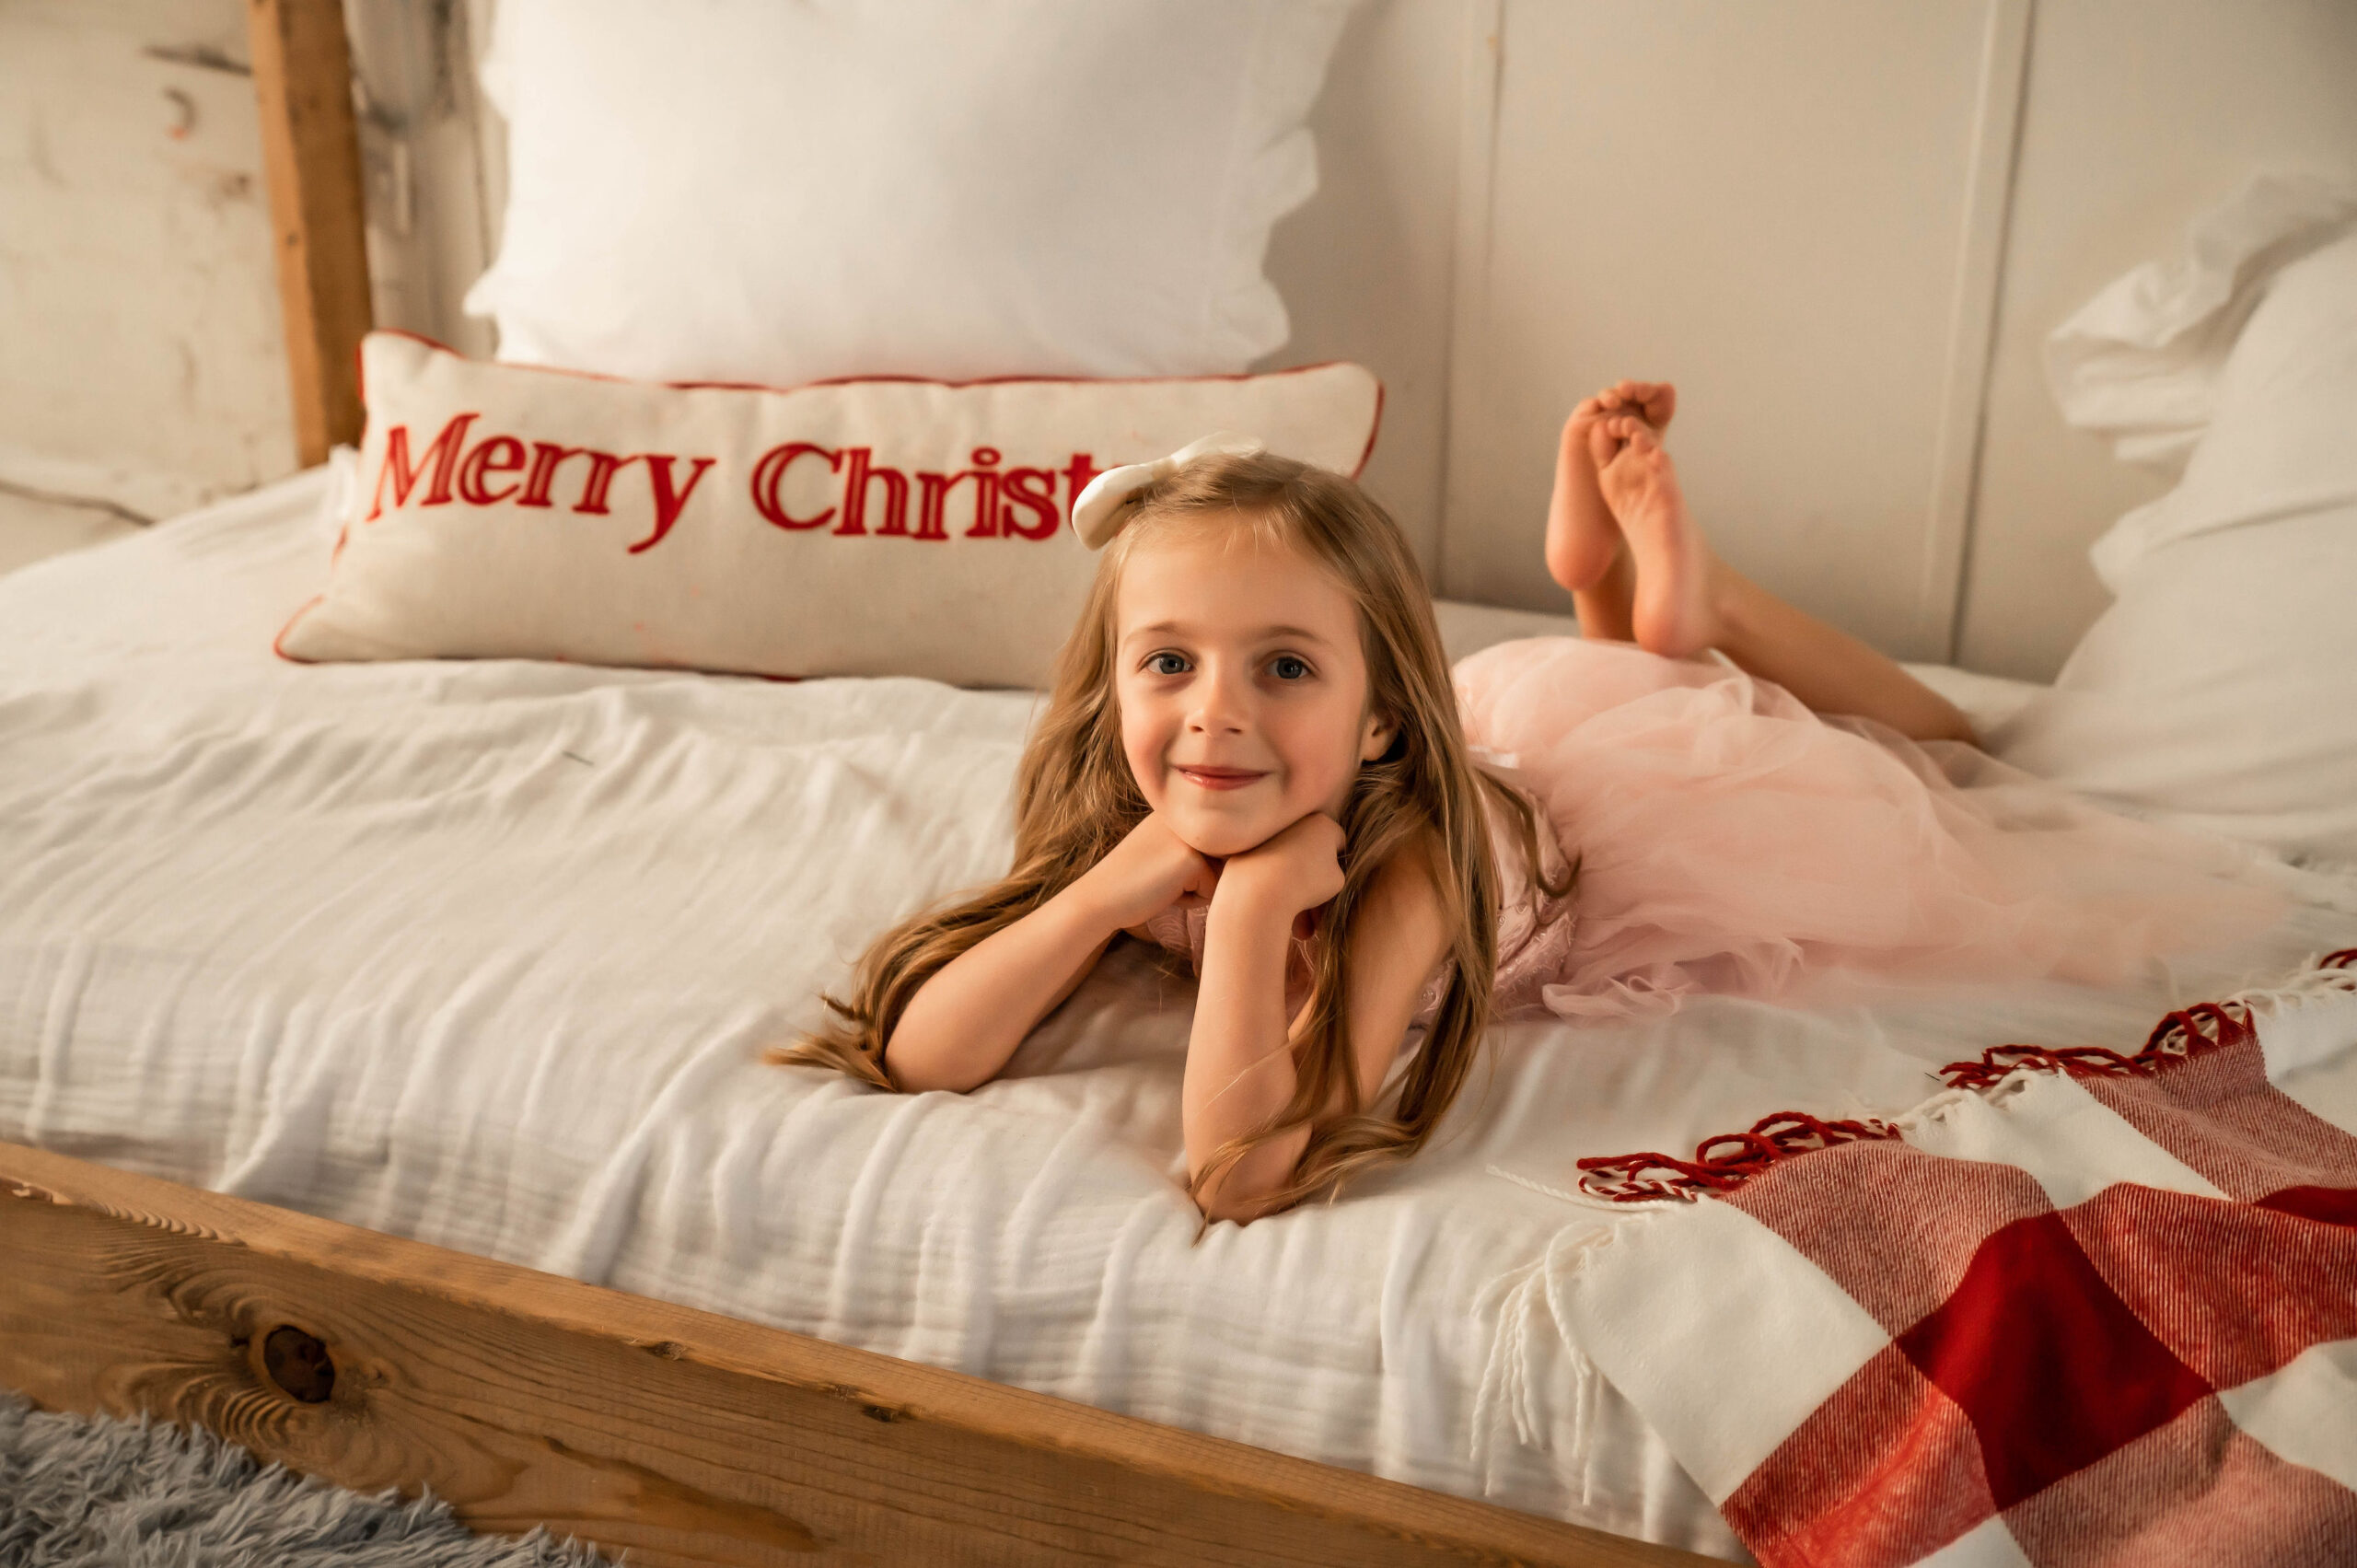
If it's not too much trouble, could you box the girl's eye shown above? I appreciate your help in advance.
[1270,655,1312,681]
[1146,652,1190,677]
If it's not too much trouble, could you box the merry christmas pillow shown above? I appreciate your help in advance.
[276,332,1382,688]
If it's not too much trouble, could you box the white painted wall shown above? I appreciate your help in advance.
[1957,0,2357,679]
[1260,0,1469,580]
[0,0,294,573]
[10,0,2352,685]
[1438,0,2010,661]
[1272,0,2356,678]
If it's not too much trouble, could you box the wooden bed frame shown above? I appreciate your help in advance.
[0,1139,1701,1566]
[0,5,1717,1562]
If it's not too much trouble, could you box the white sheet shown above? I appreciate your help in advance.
[6,468,2352,1561]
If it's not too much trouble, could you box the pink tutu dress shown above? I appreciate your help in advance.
[1457,637,2283,1021]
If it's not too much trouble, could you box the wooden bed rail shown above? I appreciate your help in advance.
[0,1140,1711,1567]
[247,0,374,465]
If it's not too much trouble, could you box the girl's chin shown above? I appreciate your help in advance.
[1165,813,1283,862]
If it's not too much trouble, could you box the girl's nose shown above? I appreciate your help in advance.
[1187,664,1249,733]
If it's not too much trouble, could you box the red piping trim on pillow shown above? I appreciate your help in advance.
[272,593,327,664]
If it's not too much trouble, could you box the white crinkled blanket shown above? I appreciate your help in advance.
[5,467,2354,1560]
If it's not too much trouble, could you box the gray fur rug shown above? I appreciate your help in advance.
[0,1392,609,1567]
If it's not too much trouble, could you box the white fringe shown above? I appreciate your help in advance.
[1486,1162,1674,1213]
[2229,950,2357,1015]
[1469,1218,1629,1501]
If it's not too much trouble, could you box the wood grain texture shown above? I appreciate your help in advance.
[0,1142,1714,1568]
[247,0,372,464]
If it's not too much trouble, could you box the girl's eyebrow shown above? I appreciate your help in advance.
[1125,620,1338,648]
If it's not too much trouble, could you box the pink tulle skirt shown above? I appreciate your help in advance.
[1456,637,2284,1021]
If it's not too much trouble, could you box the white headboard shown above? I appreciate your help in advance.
[362,0,2357,681]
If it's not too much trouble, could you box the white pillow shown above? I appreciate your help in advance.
[2043,171,2357,487]
[1994,509,2357,865]
[466,0,1353,387]
[277,333,1381,690]
[1996,222,2357,865]
[2086,226,2357,586]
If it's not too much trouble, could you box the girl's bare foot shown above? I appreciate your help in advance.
[1544,380,1677,594]
[1589,414,1723,659]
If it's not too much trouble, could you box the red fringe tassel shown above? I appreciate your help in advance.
[1572,948,2357,1204]
[1939,947,2357,1090]
[1574,1111,1901,1204]
[1934,1000,2256,1090]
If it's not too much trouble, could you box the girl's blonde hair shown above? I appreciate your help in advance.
[771,452,1562,1210]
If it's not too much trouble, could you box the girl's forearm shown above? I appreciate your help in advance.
[884,886,1120,1093]
[1184,896,1311,1220]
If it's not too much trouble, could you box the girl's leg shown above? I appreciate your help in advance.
[1570,551,1637,645]
[1589,412,1977,745]
[1545,380,1677,643]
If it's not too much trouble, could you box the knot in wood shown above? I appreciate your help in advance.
[261,1324,336,1403]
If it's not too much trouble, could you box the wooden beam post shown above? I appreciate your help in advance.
[248,0,373,465]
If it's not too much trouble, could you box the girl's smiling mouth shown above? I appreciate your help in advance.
[1174,765,1269,792]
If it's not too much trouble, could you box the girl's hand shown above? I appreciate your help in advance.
[1073,811,1221,933]
[1215,812,1346,924]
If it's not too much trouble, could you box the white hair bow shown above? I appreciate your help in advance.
[1070,432,1266,550]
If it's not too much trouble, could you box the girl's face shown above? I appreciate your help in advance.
[1113,521,1393,859]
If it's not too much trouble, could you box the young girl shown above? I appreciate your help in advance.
[777,387,2278,1222]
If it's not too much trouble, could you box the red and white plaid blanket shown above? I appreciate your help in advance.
[1551,950,2357,1567]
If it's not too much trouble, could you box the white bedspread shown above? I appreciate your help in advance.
[6,468,2352,1561]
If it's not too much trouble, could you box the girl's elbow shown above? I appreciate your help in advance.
[877,1036,986,1095]
[1197,1192,1272,1225]
[1191,1172,1295,1225]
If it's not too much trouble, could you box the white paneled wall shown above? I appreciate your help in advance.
[10,0,2354,683]
[1437,0,2022,660]
[1278,0,2354,676]
[1260,0,1469,577]
[1958,0,2357,679]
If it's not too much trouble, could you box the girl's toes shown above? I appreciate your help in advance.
[1586,418,1622,470]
